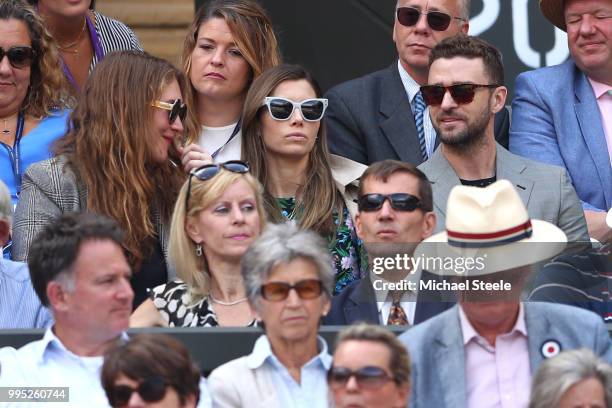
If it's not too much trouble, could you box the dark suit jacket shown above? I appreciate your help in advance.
[325,63,510,165]
[324,272,455,326]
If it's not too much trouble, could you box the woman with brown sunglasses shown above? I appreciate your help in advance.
[12,50,199,308]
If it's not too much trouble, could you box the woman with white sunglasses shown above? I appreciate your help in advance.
[241,64,367,295]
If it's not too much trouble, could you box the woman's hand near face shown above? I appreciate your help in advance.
[178,143,214,173]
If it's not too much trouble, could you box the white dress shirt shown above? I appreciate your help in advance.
[371,270,419,325]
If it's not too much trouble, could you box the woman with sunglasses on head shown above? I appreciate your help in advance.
[130,161,265,327]
[12,50,199,308]
[0,0,72,208]
[102,334,203,408]
[209,222,333,407]
[242,64,367,295]
[178,0,280,172]
[28,0,142,93]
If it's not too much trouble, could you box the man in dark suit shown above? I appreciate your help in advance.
[325,0,510,165]
[325,160,452,326]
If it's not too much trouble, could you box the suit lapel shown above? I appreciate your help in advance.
[434,307,467,408]
[422,150,460,219]
[345,278,379,324]
[496,145,534,206]
[573,71,612,207]
[379,64,424,164]
[524,303,552,372]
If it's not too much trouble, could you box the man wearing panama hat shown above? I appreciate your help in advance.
[399,180,612,408]
[510,0,612,243]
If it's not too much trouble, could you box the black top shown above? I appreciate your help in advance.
[131,239,167,309]
[459,176,497,188]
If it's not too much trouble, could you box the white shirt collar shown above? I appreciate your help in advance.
[246,334,332,371]
[397,59,422,104]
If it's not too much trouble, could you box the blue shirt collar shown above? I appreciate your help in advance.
[246,334,332,371]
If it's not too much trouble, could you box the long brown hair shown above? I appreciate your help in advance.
[241,64,344,237]
[55,51,199,269]
[0,0,72,116]
[182,0,280,129]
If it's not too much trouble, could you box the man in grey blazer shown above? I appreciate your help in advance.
[399,180,612,408]
[418,35,589,242]
[325,0,510,166]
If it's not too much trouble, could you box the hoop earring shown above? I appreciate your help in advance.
[195,243,203,257]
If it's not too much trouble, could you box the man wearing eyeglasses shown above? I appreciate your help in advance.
[417,35,589,243]
[324,160,453,327]
[324,0,510,166]
[510,0,612,243]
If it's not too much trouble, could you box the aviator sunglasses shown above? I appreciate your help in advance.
[328,366,396,390]
[420,84,500,106]
[0,46,36,69]
[396,7,464,31]
[151,99,187,124]
[260,279,324,301]
[262,97,328,122]
[109,377,167,407]
[357,193,423,212]
[185,160,250,211]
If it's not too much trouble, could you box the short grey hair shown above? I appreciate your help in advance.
[529,349,612,408]
[0,180,12,223]
[241,222,334,311]
[395,0,471,20]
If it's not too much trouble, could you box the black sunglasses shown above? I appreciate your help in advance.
[109,377,167,407]
[357,193,423,212]
[185,160,250,212]
[420,84,500,106]
[396,7,464,31]
[262,97,328,122]
[152,99,187,124]
[328,366,396,390]
[260,279,324,301]
[0,46,36,69]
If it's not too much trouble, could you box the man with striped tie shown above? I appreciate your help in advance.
[417,35,589,243]
[324,0,510,166]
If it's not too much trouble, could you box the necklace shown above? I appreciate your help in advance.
[57,17,87,58]
[209,292,248,306]
[1,114,18,136]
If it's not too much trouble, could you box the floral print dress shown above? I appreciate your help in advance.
[277,197,366,295]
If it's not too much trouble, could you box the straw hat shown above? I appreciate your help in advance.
[539,0,568,31]
[415,180,567,276]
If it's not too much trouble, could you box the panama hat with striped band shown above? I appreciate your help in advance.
[414,180,567,276]
[539,0,568,31]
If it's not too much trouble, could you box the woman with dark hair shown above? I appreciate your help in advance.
[29,0,142,91]
[179,0,280,168]
[0,0,72,206]
[102,334,202,408]
[12,50,199,307]
[241,64,367,294]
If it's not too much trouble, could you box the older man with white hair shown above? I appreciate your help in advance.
[400,180,612,408]
[0,180,51,328]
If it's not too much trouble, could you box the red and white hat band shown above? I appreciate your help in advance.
[447,220,533,248]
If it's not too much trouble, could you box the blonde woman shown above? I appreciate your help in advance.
[131,161,266,327]
[179,0,280,168]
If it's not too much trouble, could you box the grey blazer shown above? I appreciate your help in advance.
[12,156,174,277]
[399,303,612,408]
[418,144,590,242]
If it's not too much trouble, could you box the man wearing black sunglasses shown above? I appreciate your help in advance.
[418,35,589,243]
[325,160,453,327]
[324,0,510,167]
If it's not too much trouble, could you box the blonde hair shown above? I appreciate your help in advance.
[0,0,73,116]
[55,51,199,269]
[169,169,266,303]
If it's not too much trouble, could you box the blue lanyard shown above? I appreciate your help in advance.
[211,120,241,160]
[0,112,25,195]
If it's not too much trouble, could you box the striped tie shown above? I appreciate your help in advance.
[414,91,428,161]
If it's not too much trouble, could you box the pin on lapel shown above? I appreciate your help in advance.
[541,340,561,359]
